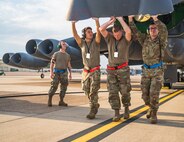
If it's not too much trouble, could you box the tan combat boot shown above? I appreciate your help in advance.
[150,110,158,124]
[112,109,121,122]
[59,94,68,106]
[94,103,100,114]
[58,100,68,107]
[48,96,52,107]
[124,106,130,119]
[146,108,152,119]
[86,103,100,119]
[86,108,96,119]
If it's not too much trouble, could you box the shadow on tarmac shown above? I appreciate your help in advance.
[134,116,184,128]
[0,97,114,124]
[158,112,184,118]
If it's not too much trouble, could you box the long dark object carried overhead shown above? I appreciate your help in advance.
[67,0,182,21]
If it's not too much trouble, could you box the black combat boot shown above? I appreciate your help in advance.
[48,96,52,107]
[150,110,158,124]
[124,106,130,119]
[146,108,152,119]
[112,109,121,122]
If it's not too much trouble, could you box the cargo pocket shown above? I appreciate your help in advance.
[107,74,118,93]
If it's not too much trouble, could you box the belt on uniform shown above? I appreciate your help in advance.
[107,62,128,70]
[54,68,67,73]
[143,61,163,69]
[83,66,100,73]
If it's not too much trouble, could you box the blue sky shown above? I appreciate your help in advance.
[0,0,143,69]
[0,0,71,56]
[0,0,110,67]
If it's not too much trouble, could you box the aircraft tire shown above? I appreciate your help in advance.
[177,72,180,82]
[164,83,172,89]
[41,73,44,79]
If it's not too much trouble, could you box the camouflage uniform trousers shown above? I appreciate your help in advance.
[48,72,68,99]
[141,68,164,111]
[82,70,101,109]
[107,66,131,110]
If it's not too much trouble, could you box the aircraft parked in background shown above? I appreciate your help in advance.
[3,0,184,87]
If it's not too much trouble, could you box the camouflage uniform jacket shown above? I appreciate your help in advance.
[129,20,168,65]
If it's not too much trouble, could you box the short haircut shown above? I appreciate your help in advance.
[82,27,92,38]
[149,20,156,26]
[112,20,122,33]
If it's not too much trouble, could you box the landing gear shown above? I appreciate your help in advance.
[177,72,180,82]
[40,73,45,78]
[164,83,172,89]
[164,65,177,89]
[39,68,45,79]
[177,71,184,82]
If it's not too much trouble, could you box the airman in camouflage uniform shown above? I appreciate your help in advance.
[129,15,168,124]
[99,17,132,121]
[48,41,72,107]
[72,18,101,119]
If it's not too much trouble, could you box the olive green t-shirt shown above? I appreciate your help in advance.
[105,33,131,66]
[52,51,71,69]
[80,39,100,69]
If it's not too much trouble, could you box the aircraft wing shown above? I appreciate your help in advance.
[3,39,84,70]
[173,0,184,5]
[3,0,184,71]
[66,0,182,21]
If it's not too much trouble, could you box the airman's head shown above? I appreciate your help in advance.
[82,27,93,40]
[58,40,68,50]
[112,23,123,40]
[148,22,159,40]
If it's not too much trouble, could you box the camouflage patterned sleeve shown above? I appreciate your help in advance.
[129,21,146,46]
[155,20,168,49]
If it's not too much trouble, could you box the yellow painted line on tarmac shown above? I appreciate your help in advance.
[132,88,141,91]
[159,90,184,103]
[71,90,184,142]
[162,86,169,89]
[72,119,125,142]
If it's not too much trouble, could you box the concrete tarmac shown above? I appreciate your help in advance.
[0,72,183,142]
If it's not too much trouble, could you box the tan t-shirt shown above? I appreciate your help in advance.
[52,51,71,69]
[80,39,100,69]
[105,33,131,66]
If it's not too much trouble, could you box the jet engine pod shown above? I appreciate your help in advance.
[26,39,50,61]
[11,52,49,69]
[2,53,22,68]
[38,39,59,58]
[26,39,42,54]
[71,60,84,69]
